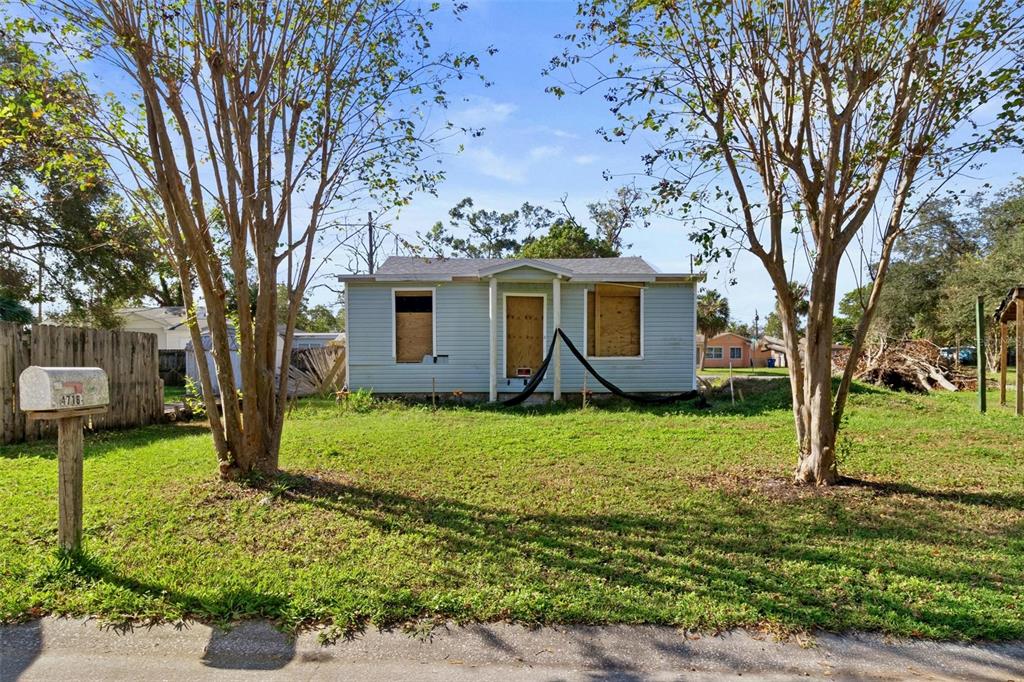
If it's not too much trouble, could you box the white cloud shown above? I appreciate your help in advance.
[455,97,517,128]
[464,147,527,183]
[463,144,566,184]
[526,125,579,140]
[550,128,578,139]
[529,145,563,160]
[573,154,598,165]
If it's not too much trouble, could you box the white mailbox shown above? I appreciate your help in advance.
[19,366,110,413]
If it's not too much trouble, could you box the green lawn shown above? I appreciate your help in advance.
[1,385,1022,640]
[163,385,187,403]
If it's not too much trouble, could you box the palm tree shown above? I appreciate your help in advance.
[697,289,730,370]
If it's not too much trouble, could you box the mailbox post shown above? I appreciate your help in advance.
[18,367,109,551]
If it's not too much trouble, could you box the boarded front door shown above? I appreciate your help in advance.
[506,296,544,378]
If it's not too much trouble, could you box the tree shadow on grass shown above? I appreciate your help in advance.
[838,476,1024,510]
[28,468,1024,642]
[0,422,210,461]
[260,471,1024,640]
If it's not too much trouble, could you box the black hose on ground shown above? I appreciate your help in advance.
[501,329,702,406]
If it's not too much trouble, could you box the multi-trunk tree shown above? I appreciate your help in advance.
[42,0,482,478]
[555,0,1024,484]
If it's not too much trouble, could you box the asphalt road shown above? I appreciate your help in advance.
[3,618,1023,681]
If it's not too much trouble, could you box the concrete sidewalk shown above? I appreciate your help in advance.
[3,618,1023,681]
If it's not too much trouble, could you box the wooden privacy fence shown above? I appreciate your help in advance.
[0,322,164,444]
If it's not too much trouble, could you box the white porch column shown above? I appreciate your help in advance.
[488,276,497,402]
[553,275,561,401]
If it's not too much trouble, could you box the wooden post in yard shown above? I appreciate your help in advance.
[729,362,735,404]
[57,416,84,550]
[1000,321,1008,407]
[976,296,986,413]
[1017,298,1023,416]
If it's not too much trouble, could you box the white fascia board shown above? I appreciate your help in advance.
[337,274,455,283]
[570,272,705,283]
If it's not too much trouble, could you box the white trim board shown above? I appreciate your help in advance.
[391,287,438,363]
[344,284,350,388]
[502,292,547,380]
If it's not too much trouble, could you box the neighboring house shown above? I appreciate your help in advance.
[700,332,766,369]
[184,327,289,396]
[117,306,208,350]
[292,331,344,350]
[338,256,703,398]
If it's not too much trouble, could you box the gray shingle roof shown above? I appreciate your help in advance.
[375,256,658,276]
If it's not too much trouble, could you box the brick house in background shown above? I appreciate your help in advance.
[698,331,773,368]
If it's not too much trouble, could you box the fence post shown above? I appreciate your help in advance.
[976,295,986,413]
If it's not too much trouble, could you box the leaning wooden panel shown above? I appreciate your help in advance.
[396,312,433,363]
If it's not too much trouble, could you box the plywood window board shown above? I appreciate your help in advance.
[395,291,433,363]
[587,283,642,358]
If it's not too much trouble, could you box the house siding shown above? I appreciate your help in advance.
[347,279,696,394]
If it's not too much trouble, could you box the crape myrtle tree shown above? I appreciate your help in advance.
[553,0,1024,484]
[41,0,484,478]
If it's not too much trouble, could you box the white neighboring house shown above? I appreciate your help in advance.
[116,306,208,350]
[292,331,344,350]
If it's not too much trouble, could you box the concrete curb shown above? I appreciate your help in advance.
[3,618,1023,681]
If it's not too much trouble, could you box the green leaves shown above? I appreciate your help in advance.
[1,14,162,321]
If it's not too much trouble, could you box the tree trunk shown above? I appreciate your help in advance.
[794,269,839,485]
[795,350,839,484]
[700,337,709,370]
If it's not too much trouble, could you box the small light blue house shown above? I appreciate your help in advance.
[338,256,703,400]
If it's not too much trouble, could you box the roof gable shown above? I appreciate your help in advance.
[477,259,574,277]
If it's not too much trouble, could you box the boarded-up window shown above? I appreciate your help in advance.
[586,283,642,357]
[395,291,433,363]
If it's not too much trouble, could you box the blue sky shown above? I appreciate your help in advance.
[340,1,733,312]
[329,0,1022,328]
[20,0,1018,326]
